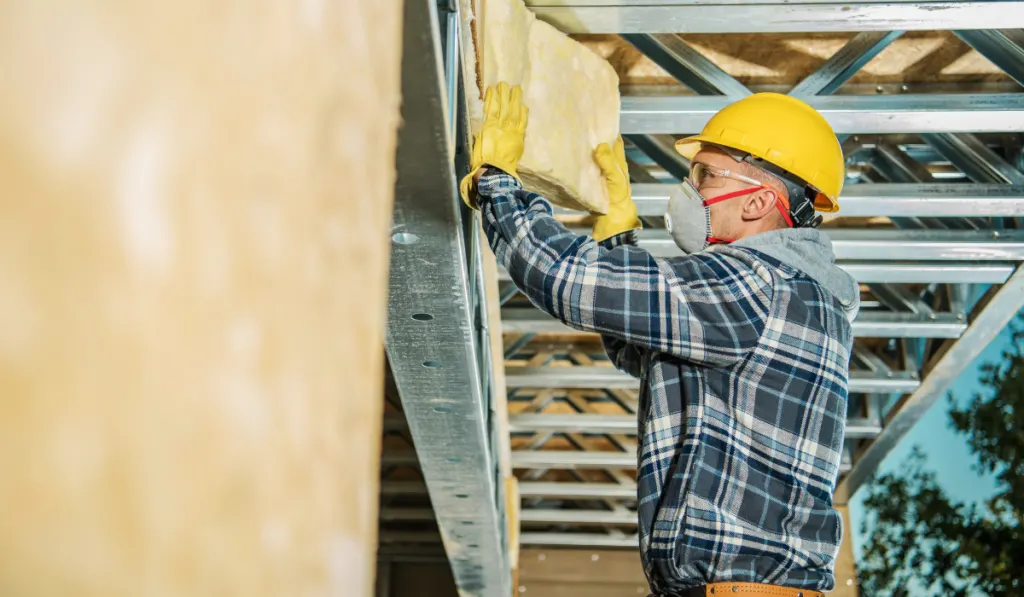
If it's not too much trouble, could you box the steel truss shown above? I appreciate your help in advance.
[380,0,1024,568]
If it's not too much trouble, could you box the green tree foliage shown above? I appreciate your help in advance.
[858,324,1024,597]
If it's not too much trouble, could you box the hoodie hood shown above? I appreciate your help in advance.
[728,228,861,322]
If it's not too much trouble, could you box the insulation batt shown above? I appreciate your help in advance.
[461,0,621,214]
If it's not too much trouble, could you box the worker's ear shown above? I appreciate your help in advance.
[741,188,779,222]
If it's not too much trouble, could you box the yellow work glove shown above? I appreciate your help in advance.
[459,82,530,209]
[592,136,642,241]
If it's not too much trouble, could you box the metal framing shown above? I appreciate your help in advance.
[621,94,1024,134]
[494,22,1024,550]
[383,0,510,594]
[384,0,1024,568]
[525,2,1024,34]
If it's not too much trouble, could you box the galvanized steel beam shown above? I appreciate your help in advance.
[955,29,1024,86]
[512,449,854,473]
[621,34,752,97]
[504,366,921,394]
[790,31,905,96]
[521,509,637,526]
[520,532,640,548]
[623,134,690,182]
[631,228,1024,261]
[385,1,509,594]
[519,481,638,499]
[526,2,1024,34]
[500,307,967,338]
[511,450,635,469]
[510,413,884,439]
[922,133,1024,185]
[499,261,1015,284]
[609,183,1024,218]
[620,94,1024,134]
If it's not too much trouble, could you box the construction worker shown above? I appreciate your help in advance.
[460,82,858,597]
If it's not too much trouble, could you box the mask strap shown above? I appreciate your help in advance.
[701,186,762,207]
[775,201,795,228]
[701,186,761,244]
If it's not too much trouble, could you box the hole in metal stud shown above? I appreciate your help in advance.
[422,361,442,368]
[392,232,419,245]
[433,406,452,414]
[412,313,434,321]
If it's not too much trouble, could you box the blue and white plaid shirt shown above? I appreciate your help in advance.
[478,171,852,594]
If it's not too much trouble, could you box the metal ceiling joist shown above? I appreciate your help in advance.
[510,413,884,439]
[633,228,1024,261]
[504,366,921,393]
[621,34,752,97]
[512,450,636,469]
[521,509,638,526]
[618,183,1024,217]
[385,1,509,594]
[512,449,855,473]
[790,31,904,96]
[955,29,1024,86]
[620,94,1024,134]
[501,307,966,338]
[525,1,1024,34]
[837,266,1024,502]
[519,481,638,499]
[520,532,640,548]
[922,133,1024,185]
[833,263,1014,284]
[873,142,936,183]
[499,261,1015,284]
[623,134,690,182]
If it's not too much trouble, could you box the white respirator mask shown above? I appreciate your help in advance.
[665,161,789,254]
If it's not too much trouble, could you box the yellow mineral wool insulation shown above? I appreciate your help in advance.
[460,0,620,214]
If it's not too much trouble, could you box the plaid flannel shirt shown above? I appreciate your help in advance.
[478,171,852,594]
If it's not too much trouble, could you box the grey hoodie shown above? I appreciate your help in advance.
[730,227,861,322]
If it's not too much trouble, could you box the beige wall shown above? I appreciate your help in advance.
[0,2,403,596]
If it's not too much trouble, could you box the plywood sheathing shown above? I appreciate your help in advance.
[0,2,403,596]
[576,32,1015,90]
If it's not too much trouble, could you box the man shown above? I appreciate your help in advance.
[461,83,859,597]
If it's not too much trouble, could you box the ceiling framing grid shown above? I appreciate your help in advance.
[380,0,1024,586]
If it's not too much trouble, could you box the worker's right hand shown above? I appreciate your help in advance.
[459,82,529,210]
[592,136,642,241]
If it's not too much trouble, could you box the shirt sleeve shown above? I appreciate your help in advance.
[477,170,773,367]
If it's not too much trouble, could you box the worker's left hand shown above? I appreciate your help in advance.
[592,136,642,241]
[459,82,529,210]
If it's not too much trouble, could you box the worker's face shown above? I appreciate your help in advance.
[689,148,785,240]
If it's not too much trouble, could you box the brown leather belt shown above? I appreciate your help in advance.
[673,582,824,597]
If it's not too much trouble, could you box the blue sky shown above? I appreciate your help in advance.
[847,321,1018,565]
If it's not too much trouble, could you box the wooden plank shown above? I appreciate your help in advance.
[834,506,861,597]
[0,2,403,596]
[520,549,647,584]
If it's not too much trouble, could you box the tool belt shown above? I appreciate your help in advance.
[673,582,824,597]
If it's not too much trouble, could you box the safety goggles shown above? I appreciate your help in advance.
[687,162,795,228]
[688,162,768,193]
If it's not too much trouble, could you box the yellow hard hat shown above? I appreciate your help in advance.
[675,93,844,213]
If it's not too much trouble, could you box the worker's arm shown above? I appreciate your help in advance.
[594,234,645,378]
[477,170,773,367]
[591,138,645,377]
